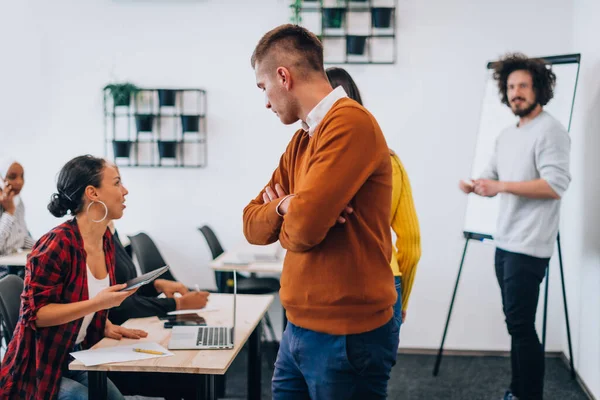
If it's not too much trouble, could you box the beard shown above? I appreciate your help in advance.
[511,99,538,118]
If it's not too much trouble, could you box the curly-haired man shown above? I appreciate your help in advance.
[459,53,571,400]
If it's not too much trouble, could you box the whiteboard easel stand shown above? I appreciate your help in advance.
[432,231,575,380]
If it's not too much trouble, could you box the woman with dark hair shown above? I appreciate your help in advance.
[326,67,421,330]
[325,67,363,106]
[0,158,35,256]
[0,155,147,399]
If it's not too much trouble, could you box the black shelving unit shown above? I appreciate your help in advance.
[292,0,397,64]
[103,88,207,168]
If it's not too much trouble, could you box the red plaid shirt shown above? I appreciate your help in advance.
[0,218,115,400]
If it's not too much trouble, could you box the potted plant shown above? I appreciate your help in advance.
[104,83,139,107]
[290,0,320,24]
[158,89,177,107]
[181,115,200,133]
[157,140,179,159]
[323,7,345,28]
[112,140,133,159]
[135,114,154,133]
[372,7,394,28]
[290,0,302,24]
[346,35,367,55]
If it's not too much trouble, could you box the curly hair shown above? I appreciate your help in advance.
[492,53,556,107]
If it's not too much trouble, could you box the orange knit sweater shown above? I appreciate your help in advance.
[243,98,395,335]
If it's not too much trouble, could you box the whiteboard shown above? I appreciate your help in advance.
[463,54,581,239]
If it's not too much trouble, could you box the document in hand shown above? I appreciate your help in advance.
[71,342,173,366]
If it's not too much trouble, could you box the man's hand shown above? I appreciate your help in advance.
[0,183,16,215]
[458,179,474,194]
[104,320,148,340]
[263,183,287,204]
[263,183,353,223]
[154,279,189,298]
[263,183,294,215]
[474,179,503,197]
[175,291,210,310]
[337,205,353,224]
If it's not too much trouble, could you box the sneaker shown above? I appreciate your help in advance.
[503,391,519,400]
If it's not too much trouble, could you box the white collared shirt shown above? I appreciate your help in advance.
[301,86,348,137]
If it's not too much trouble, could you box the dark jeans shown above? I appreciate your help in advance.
[272,316,399,400]
[495,248,549,400]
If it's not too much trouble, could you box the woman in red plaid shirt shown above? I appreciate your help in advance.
[0,155,147,399]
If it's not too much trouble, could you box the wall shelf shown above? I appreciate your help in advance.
[103,88,207,168]
[291,0,397,64]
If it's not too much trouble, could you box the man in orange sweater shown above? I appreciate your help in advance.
[245,24,398,399]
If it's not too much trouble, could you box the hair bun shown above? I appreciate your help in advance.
[47,193,70,218]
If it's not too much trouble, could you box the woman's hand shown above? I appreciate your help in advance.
[93,284,137,311]
[104,320,148,340]
[154,279,189,298]
[0,183,16,215]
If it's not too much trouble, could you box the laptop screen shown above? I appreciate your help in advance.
[232,271,237,342]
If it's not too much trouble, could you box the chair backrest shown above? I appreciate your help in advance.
[127,232,177,281]
[198,225,231,293]
[0,275,24,343]
[198,226,224,259]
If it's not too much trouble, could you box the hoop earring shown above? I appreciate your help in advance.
[87,200,108,223]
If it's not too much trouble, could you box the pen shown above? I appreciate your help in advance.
[195,284,200,292]
[133,348,165,355]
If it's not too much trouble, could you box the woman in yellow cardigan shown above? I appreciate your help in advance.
[326,68,422,326]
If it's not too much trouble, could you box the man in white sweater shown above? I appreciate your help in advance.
[459,53,571,400]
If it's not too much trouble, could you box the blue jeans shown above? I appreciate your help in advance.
[393,276,403,330]
[272,315,399,400]
[58,369,124,400]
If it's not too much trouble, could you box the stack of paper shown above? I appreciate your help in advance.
[71,342,173,366]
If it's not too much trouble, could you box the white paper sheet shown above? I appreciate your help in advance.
[71,342,173,366]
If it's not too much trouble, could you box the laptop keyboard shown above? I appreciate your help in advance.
[196,327,230,347]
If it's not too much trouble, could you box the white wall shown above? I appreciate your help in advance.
[560,0,600,397]
[1,0,585,358]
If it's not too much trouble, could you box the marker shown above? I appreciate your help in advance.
[133,348,165,355]
[195,284,200,292]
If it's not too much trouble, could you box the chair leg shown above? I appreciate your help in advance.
[263,312,277,343]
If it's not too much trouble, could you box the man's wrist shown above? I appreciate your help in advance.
[276,194,295,217]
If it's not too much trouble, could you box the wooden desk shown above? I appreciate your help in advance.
[69,294,273,400]
[210,251,283,274]
[0,250,29,267]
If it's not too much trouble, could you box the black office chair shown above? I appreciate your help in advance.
[0,275,24,345]
[127,232,178,282]
[198,225,279,342]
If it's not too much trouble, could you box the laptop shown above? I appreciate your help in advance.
[167,272,237,350]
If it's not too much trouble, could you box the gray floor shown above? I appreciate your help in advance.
[2,340,589,400]
[215,344,589,400]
